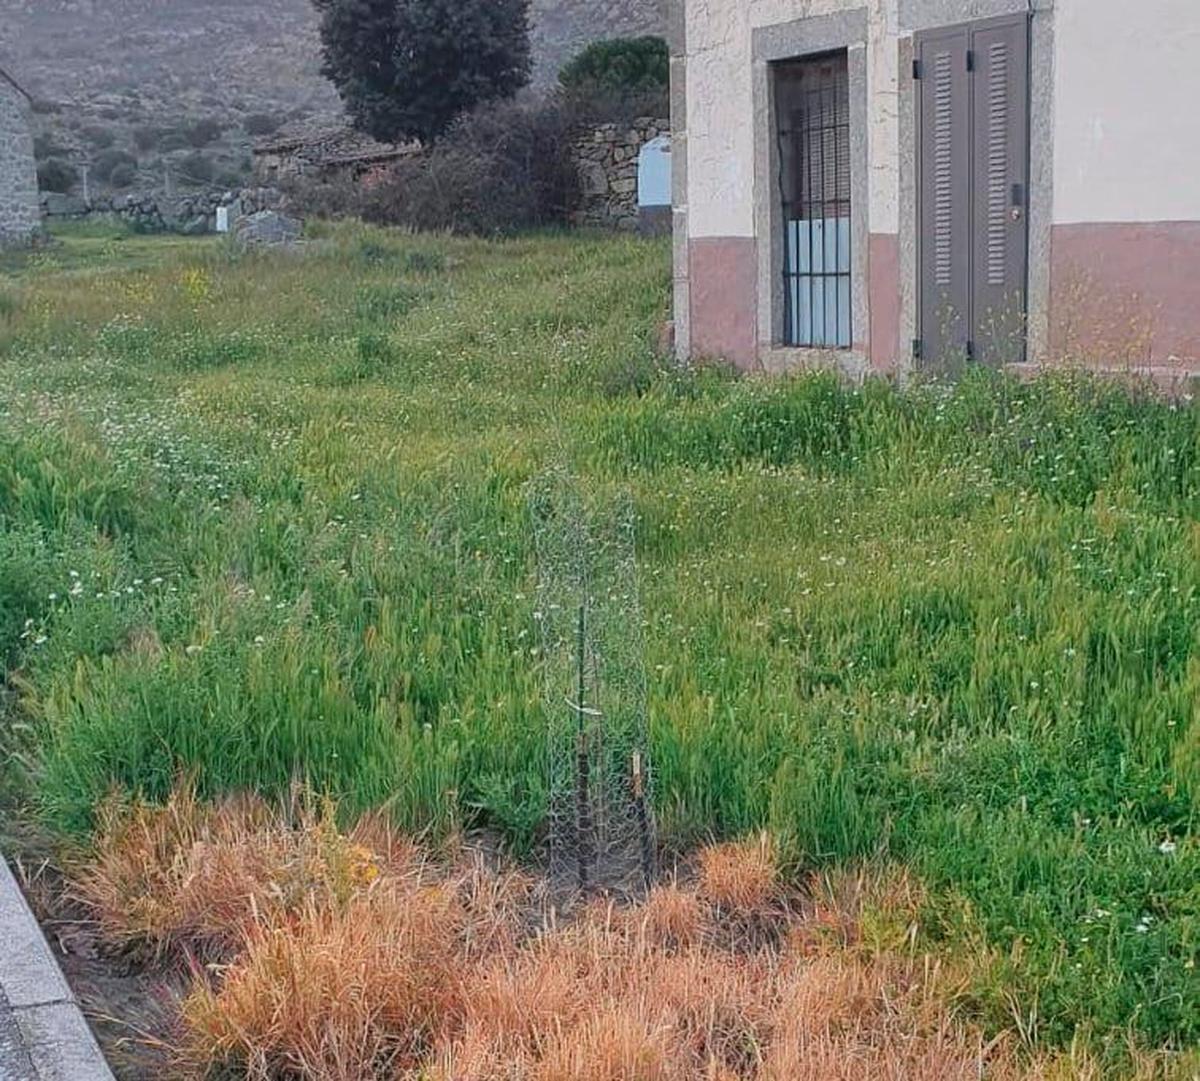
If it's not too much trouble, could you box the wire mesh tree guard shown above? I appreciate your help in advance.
[531,468,657,901]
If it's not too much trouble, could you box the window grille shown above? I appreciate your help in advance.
[776,53,852,348]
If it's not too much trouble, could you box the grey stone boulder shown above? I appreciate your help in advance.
[179,214,211,236]
[233,210,303,248]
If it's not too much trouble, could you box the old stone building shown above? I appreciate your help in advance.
[530,0,668,87]
[252,126,417,185]
[0,66,39,247]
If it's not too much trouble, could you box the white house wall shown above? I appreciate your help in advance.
[1048,0,1200,364]
[674,0,1200,371]
[685,0,900,240]
[1053,0,1200,226]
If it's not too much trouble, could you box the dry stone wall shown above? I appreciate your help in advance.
[41,186,283,234]
[0,79,39,247]
[573,117,668,230]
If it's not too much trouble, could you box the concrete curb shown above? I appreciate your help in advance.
[0,856,114,1080]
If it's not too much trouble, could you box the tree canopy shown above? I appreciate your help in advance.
[313,0,532,145]
[559,36,669,95]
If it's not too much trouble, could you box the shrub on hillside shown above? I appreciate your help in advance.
[82,125,117,149]
[33,134,68,160]
[215,166,249,189]
[357,99,580,234]
[37,158,78,193]
[107,162,138,189]
[560,36,669,95]
[243,113,281,137]
[91,148,138,183]
[178,152,216,185]
[132,126,159,152]
[159,131,191,153]
[186,118,224,148]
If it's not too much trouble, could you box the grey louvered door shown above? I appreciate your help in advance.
[917,15,1029,370]
[917,27,971,370]
[971,18,1029,365]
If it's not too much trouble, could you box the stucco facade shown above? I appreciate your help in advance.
[672,0,1200,375]
[0,68,39,249]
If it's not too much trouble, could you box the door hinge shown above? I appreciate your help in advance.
[912,58,922,80]
[912,338,923,361]
[966,49,975,72]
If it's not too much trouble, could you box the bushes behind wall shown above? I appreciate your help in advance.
[289,98,581,236]
[558,36,670,124]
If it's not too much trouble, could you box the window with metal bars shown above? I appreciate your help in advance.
[775,52,852,348]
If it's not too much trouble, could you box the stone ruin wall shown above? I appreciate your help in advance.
[573,117,669,230]
[0,78,40,247]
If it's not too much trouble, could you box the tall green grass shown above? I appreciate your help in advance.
[0,222,1197,1059]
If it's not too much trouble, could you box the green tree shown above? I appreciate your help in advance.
[36,158,78,194]
[312,0,532,144]
[559,36,669,95]
[91,148,138,183]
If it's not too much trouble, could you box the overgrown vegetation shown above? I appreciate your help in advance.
[35,157,78,194]
[362,99,580,234]
[1,225,1198,1073]
[289,98,581,235]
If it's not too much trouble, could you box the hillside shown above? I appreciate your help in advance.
[0,0,341,193]
[0,0,666,196]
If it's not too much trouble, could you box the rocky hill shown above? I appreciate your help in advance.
[0,0,665,196]
[0,0,340,193]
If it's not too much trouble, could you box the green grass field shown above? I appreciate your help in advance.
[1,222,1196,1066]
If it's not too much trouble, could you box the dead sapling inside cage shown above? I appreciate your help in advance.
[531,469,657,901]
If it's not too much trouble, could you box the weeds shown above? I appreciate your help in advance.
[1,224,1198,1057]
[73,786,1194,1080]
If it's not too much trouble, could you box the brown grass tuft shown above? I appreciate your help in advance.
[536,1007,677,1081]
[635,883,709,950]
[72,783,284,958]
[182,885,466,1080]
[696,832,780,913]
[71,797,1185,1081]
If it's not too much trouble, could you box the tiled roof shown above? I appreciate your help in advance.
[0,66,32,104]
[253,125,415,165]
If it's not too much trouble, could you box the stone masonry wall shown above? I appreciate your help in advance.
[573,117,668,230]
[0,79,39,247]
[41,186,283,234]
[530,0,668,88]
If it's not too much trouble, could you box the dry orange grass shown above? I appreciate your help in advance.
[696,832,780,913]
[72,783,398,960]
[73,789,1189,1081]
[182,886,466,1080]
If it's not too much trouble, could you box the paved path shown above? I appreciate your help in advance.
[0,857,113,1080]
